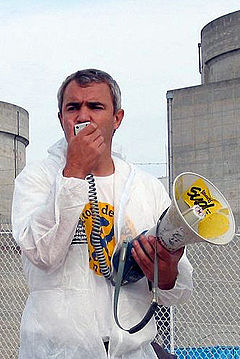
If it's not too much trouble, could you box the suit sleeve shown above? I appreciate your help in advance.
[157,248,193,305]
[12,161,89,273]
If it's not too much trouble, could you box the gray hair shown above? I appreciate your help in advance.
[57,69,122,114]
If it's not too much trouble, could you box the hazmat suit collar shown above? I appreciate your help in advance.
[47,137,67,166]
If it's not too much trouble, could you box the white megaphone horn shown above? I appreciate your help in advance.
[147,172,235,252]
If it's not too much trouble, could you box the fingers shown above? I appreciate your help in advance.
[147,236,184,262]
[132,235,184,263]
[131,235,184,288]
[74,123,104,149]
[64,123,106,178]
[131,236,155,281]
[87,129,104,148]
[132,235,168,263]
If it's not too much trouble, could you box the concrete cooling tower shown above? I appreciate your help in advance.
[201,10,240,84]
[0,101,29,224]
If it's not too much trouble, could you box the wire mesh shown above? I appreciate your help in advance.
[0,223,239,358]
[0,224,28,359]
[155,237,240,358]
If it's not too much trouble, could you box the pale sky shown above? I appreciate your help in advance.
[0,0,240,177]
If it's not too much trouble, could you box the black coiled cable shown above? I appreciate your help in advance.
[86,174,112,280]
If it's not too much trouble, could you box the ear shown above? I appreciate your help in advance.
[58,112,64,130]
[113,109,124,130]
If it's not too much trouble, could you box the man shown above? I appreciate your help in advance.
[12,69,193,358]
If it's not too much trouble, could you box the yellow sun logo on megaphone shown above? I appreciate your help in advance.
[182,178,229,239]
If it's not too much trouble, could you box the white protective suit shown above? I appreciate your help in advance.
[12,138,193,359]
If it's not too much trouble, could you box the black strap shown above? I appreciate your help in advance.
[113,237,159,334]
[103,341,109,353]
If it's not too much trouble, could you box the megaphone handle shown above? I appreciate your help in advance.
[152,237,159,302]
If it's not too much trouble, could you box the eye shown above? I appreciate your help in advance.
[89,102,104,110]
[66,103,80,111]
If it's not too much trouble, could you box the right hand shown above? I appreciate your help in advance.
[63,122,106,179]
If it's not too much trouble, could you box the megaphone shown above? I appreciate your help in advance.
[147,171,235,252]
[113,172,235,285]
[112,172,236,334]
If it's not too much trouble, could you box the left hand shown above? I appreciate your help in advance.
[131,235,184,290]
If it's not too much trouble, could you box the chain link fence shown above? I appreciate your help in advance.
[0,223,239,358]
[155,236,240,358]
[0,224,28,359]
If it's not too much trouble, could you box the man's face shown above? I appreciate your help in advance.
[59,80,123,148]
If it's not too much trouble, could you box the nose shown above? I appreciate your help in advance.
[77,105,90,123]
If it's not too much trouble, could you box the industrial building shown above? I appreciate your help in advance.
[167,10,240,356]
[0,101,29,224]
[167,10,240,229]
[0,102,29,358]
